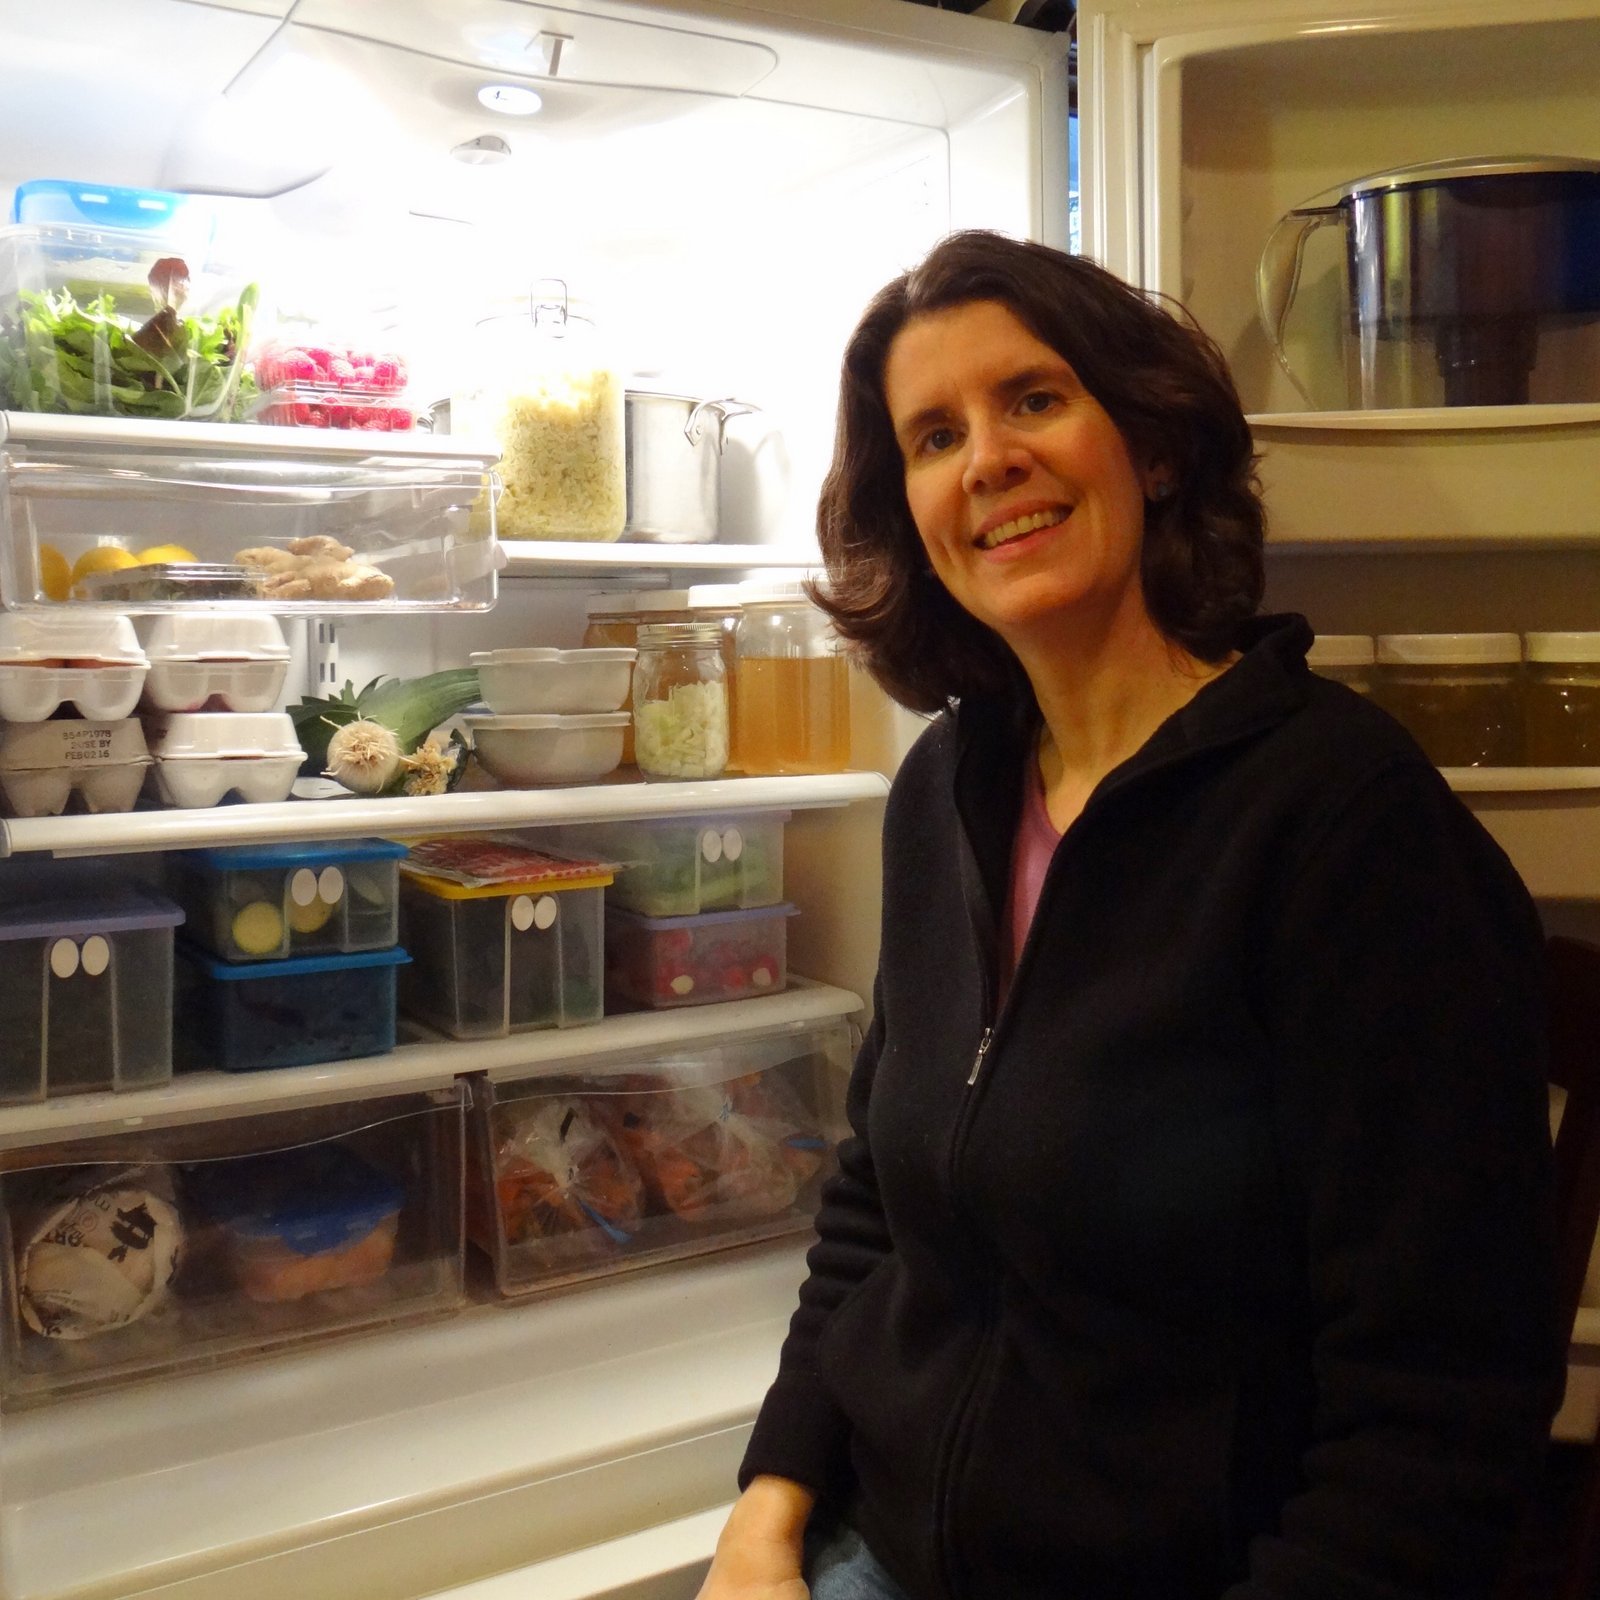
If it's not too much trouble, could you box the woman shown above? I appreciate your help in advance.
[698,232,1564,1600]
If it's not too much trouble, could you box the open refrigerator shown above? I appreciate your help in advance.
[0,0,1597,1594]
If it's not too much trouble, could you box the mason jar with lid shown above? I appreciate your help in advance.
[733,579,850,775]
[687,583,744,769]
[1523,632,1600,765]
[633,621,729,781]
[453,281,625,542]
[1374,633,1523,766]
[1305,634,1376,695]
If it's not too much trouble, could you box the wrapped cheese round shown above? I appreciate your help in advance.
[19,1179,183,1340]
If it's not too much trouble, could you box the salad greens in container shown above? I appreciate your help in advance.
[0,223,260,421]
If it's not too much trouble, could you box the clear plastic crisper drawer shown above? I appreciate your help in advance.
[467,1017,851,1296]
[0,1087,465,1408]
[0,414,500,612]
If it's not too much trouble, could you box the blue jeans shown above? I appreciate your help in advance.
[803,1518,913,1600]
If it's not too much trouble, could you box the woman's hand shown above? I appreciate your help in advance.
[695,1475,816,1599]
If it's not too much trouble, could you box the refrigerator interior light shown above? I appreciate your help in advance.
[477,83,543,116]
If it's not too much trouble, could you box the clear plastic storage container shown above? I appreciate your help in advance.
[0,1087,465,1407]
[0,891,183,1103]
[138,614,290,714]
[0,222,259,421]
[453,283,625,542]
[0,717,150,818]
[174,944,410,1072]
[397,838,612,1039]
[605,903,795,1010]
[168,839,408,963]
[466,1018,850,1295]
[556,811,788,917]
[1523,633,1600,765]
[733,580,851,775]
[1306,633,1376,696]
[0,415,500,612]
[1374,633,1524,766]
[253,332,415,432]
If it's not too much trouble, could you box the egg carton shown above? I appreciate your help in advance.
[0,663,148,722]
[144,711,305,809]
[0,720,152,818]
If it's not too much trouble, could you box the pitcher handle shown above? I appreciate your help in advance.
[1256,206,1340,409]
[685,397,760,453]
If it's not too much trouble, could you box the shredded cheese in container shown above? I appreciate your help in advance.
[635,681,729,779]
[489,368,626,542]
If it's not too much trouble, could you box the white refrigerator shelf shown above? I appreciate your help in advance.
[0,770,891,858]
[0,979,865,1148]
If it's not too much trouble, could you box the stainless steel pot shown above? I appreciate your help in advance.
[624,392,758,544]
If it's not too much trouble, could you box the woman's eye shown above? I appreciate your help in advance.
[918,427,957,455]
[1019,391,1057,415]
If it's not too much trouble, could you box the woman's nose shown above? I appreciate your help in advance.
[961,420,1029,496]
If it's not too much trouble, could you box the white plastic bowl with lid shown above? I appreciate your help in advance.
[465,711,630,786]
[470,647,636,716]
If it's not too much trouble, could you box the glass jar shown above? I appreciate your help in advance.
[734,580,851,775]
[583,592,639,763]
[1374,633,1523,767]
[453,283,625,542]
[1523,632,1600,765]
[687,583,744,769]
[633,622,729,781]
[1306,633,1375,696]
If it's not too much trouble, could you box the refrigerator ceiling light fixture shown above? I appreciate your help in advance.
[477,82,543,115]
[452,133,513,165]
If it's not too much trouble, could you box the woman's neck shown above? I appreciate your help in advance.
[1015,614,1237,834]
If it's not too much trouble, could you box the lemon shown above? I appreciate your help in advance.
[287,896,335,935]
[231,901,285,957]
[135,543,198,567]
[69,545,140,588]
[37,545,71,602]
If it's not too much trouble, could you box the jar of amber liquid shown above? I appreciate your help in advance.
[1306,633,1375,696]
[583,591,640,763]
[1523,633,1600,765]
[734,580,851,775]
[1374,633,1523,767]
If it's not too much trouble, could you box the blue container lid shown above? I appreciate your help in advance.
[177,941,410,981]
[188,838,409,872]
[0,889,183,944]
[10,180,208,239]
[607,902,797,931]
[185,1143,404,1256]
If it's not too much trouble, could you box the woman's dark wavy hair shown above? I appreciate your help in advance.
[807,230,1266,714]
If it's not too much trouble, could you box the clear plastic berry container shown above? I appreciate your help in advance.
[604,903,795,1010]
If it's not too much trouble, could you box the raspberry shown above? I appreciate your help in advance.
[328,403,353,428]
[371,358,401,392]
[302,346,334,375]
[389,407,414,430]
[305,403,328,427]
[283,351,318,384]
[328,356,357,387]
[291,401,312,425]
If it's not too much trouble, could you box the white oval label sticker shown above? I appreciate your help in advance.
[721,827,743,862]
[700,827,722,864]
[318,866,345,905]
[49,938,79,980]
[81,935,110,977]
[533,895,558,930]
[510,894,535,932]
[290,868,318,907]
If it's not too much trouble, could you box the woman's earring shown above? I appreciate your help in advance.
[1147,477,1174,502]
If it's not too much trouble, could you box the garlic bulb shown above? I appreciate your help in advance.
[324,719,403,794]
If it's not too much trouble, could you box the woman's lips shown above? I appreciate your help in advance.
[974,506,1071,551]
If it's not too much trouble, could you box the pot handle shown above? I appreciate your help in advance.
[1255,206,1340,409]
[685,397,759,453]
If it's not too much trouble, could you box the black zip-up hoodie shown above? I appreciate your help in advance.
[741,615,1565,1600]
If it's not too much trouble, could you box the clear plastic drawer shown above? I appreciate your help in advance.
[467,1016,851,1296]
[0,1086,466,1408]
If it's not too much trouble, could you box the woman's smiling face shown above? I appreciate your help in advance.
[883,298,1156,652]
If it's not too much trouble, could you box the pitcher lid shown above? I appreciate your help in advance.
[1331,154,1600,206]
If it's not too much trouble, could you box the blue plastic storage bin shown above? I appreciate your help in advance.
[169,838,408,962]
[175,943,409,1072]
